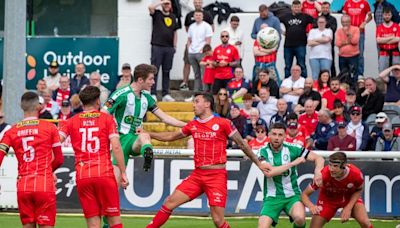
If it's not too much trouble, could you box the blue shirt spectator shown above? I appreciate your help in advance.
[251,4,281,40]
[312,109,338,150]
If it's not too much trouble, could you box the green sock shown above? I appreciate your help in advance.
[140,144,153,156]
[293,222,305,228]
[102,216,109,228]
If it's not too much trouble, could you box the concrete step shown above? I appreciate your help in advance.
[155,90,195,102]
[143,122,181,132]
[151,138,189,148]
[157,102,193,112]
[146,111,194,122]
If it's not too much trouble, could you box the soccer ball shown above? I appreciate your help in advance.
[257,27,280,49]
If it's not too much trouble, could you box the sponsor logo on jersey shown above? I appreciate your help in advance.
[79,112,100,118]
[17,120,39,128]
[124,115,142,127]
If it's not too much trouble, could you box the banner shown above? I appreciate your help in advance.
[0,37,119,90]
[1,157,400,217]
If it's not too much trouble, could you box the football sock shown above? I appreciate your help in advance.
[102,216,109,228]
[140,144,153,156]
[146,205,172,228]
[110,224,123,228]
[218,221,230,228]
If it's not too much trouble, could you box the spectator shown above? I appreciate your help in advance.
[241,93,253,118]
[187,10,213,92]
[0,111,11,140]
[181,0,214,91]
[299,99,319,134]
[211,30,240,95]
[312,69,331,95]
[344,89,358,111]
[252,69,279,100]
[376,8,400,73]
[36,79,47,94]
[116,63,133,90]
[70,63,89,95]
[285,122,307,147]
[368,112,389,150]
[319,1,338,76]
[43,60,61,91]
[281,0,314,78]
[342,0,372,77]
[270,99,289,126]
[356,77,385,120]
[149,0,178,102]
[257,87,278,126]
[226,66,251,105]
[224,15,244,60]
[40,89,59,118]
[376,122,400,151]
[307,16,333,80]
[244,108,268,141]
[214,88,230,118]
[248,125,269,150]
[280,65,305,108]
[38,96,54,120]
[251,4,281,40]
[53,76,72,108]
[335,14,360,86]
[332,99,350,123]
[379,64,400,105]
[70,94,83,115]
[296,77,322,113]
[286,112,312,148]
[199,44,214,93]
[89,71,110,106]
[252,24,280,85]
[57,100,72,120]
[229,103,247,137]
[374,0,400,25]
[312,109,337,150]
[301,0,321,19]
[346,105,369,151]
[321,77,346,111]
[327,121,356,151]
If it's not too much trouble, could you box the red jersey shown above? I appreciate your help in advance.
[201,55,215,84]
[286,124,310,139]
[322,89,346,110]
[181,115,237,168]
[254,40,277,63]
[285,134,306,147]
[302,1,320,19]
[213,44,239,80]
[342,0,371,31]
[299,111,319,135]
[394,127,400,137]
[59,111,119,180]
[313,81,330,95]
[311,164,364,204]
[376,22,400,56]
[0,118,61,192]
[248,137,269,149]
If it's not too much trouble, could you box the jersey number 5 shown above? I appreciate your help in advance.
[22,136,35,162]
[79,127,100,153]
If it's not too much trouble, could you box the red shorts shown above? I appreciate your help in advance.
[17,191,56,226]
[176,168,227,208]
[76,176,120,218]
[316,197,364,221]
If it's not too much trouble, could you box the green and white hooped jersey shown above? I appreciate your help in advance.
[103,86,158,135]
[258,142,310,199]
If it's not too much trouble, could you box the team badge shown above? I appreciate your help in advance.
[360,4,364,9]
[212,124,220,131]
[164,17,172,27]
[347,183,354,188]
[283,154,289,161]
[227,49,231,54]
[394,28,398,32]
[142,102,148,110]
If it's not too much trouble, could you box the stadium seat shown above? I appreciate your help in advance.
[382,105,400,121]
[365,113,377,132]
[392,116,400,128]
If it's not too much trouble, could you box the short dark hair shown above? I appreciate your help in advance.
[329,151,347,165]
[322,1,331,6]
[21,91,40,112]
[330,77,340,83]
[258,69,270,75]
[194,92,214,112]
[202,44,212,53]
[259,4,268,12]
[230,15,240,22]
[134,64,157,82]
[79,86,100,106]
[287,112,298,121]
[292,0,301,6]
[333,99,344,108]
[270,122,287,131]
[383,7,392,14]
[194,9,203,14]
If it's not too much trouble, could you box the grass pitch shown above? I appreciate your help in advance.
[0,213,399,227]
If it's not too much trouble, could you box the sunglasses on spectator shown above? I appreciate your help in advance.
[376,116,385,119]
[219,93,227,96]
[256,130,265,133]
[351,112,360,116]
[221,35,229,38]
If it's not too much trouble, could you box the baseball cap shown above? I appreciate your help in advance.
[382,122,392,131]
[375,112,388,123]
[49,60,59,68]
[230,103,240,110]
[357,76,365,83]
[288,122,297,129]
[350,105,362,114]
[61,100,70,107]
[122,63,131,70]
[346,89,356,96]
[337,121,347,128]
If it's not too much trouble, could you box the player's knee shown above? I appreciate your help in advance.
[163,196,177,210]
[358,219,371,228]
[212,217,225,227]
[138,132,151,142]
[293,216,305,226]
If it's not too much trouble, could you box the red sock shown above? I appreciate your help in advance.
[146,205,172,228]
[369,225,373,228]
[219,221,230,228]
[110,224,123,228]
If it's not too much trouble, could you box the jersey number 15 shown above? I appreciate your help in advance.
[79,127,100,153]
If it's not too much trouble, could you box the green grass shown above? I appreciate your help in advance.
[0,213,398,227]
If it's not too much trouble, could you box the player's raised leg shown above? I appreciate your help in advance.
[288,202,306,228]
[132,131,153,171]
[352,202,373,228]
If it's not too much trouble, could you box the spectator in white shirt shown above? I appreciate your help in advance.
[224,15,244,59]
[279,65,305,108]
[257,86,278,126]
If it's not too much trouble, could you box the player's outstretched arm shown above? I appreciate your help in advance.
[231,131,263,167]
[153,109,186,128]
[301,185,321,215]
[148,131,187,142]
[262,156,305,178]
[110,136,129,189]
[341,185,363,223]
[306,151,325,187]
